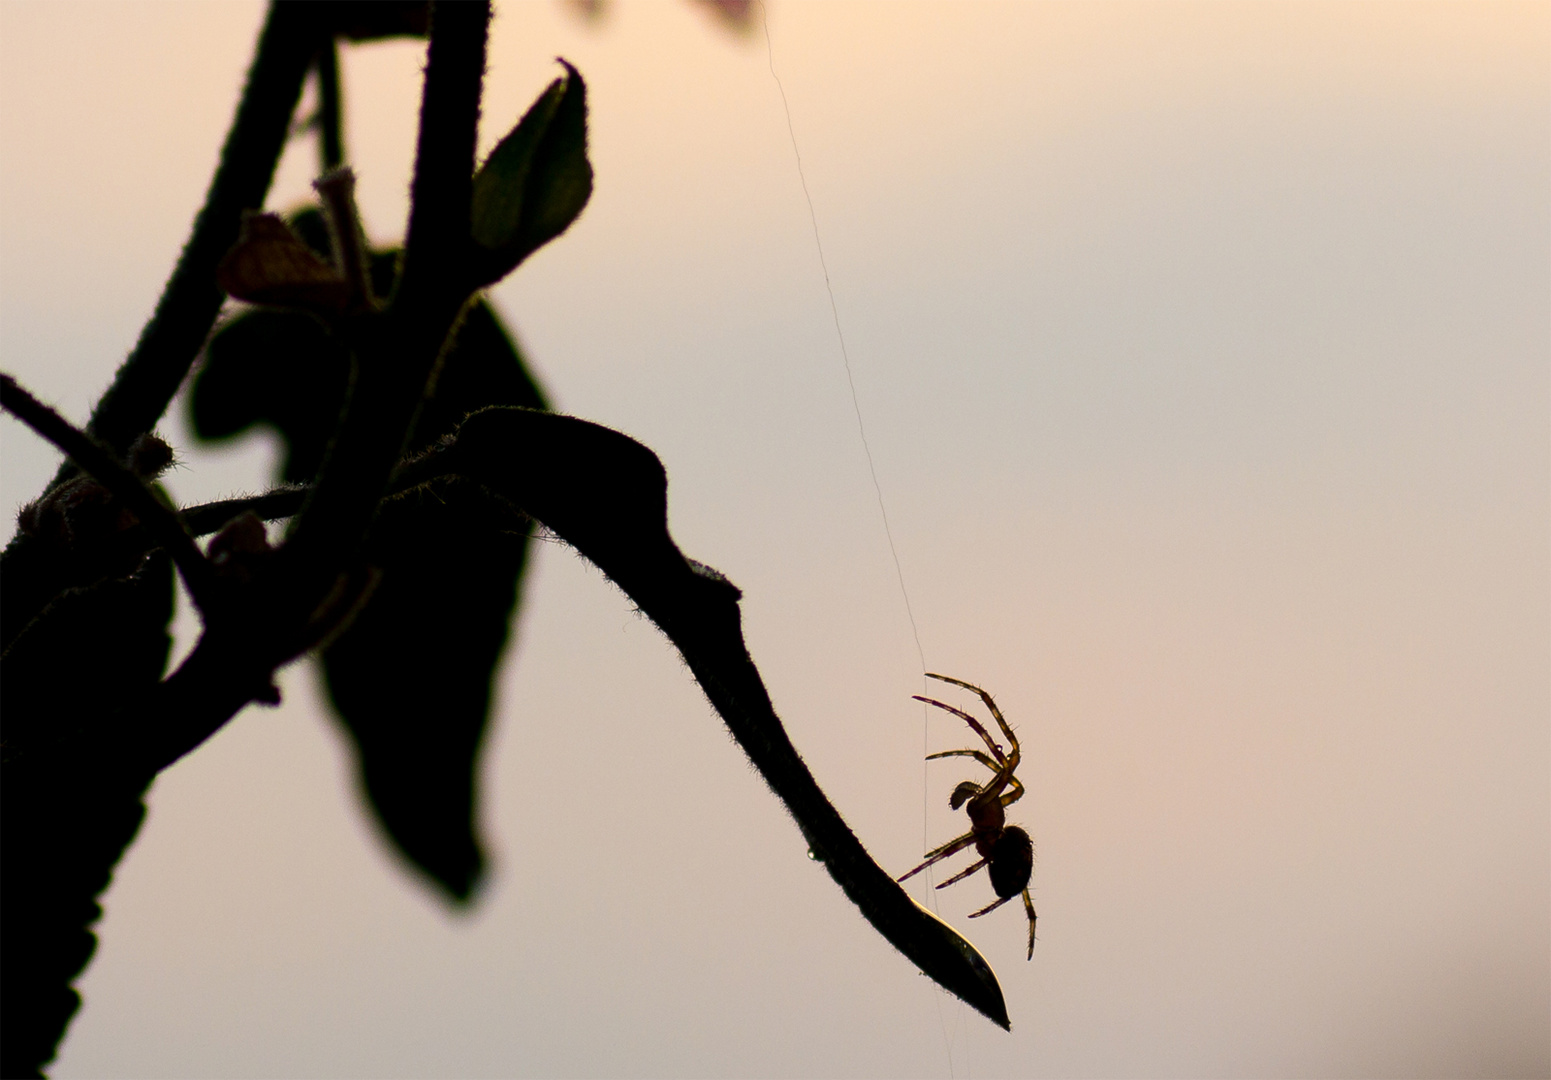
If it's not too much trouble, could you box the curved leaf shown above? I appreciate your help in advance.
[440,407,1011,1029]
[191,306,350,482]
[321,477,532,900]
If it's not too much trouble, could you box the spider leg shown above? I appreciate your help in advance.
[925,673,1020,762]
[1022,889,1037,960]
[896,831,977,883]
[913,695,1006,762]
[967,892,1016,918]
[934,857,988,889]
[926,748,1001,774]
[998,772,1026,808]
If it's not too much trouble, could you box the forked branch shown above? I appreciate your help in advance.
[1,373,218,611]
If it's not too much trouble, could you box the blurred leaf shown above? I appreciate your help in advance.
[692,0,757,36]
[194,206,548,901]
[190,208,540,483]
[438,407,1012,1030]
[320,306,544,896]
[321,478,532,900]
[561,0,608,26]
[217,212,349,313]
[0,553,173,1077]
[411,300,544,450]
[191,307,350,483]
[469,62,592,286]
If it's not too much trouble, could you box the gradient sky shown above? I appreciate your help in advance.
[2,2,1547,1077]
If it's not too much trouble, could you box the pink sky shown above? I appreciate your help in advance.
[2,2,1547,1075]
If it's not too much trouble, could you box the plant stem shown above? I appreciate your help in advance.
[178,434,462,537]
[83,2,321,461]
[399,1,486,299]
[0,374,218,612]
[314,168,375,311]
[285,0,490,573]
[317,37,344,171]
[135,2,495,776]
[181,488,310,536]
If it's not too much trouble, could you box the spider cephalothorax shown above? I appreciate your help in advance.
[898,673,1037,959]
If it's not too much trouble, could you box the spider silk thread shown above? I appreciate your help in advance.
[758,8,926,678]
[759,8,964,1078]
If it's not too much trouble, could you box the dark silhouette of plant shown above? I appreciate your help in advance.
[0,4,1007,1074]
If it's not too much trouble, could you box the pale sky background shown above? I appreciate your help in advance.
[1,2,1547,1077]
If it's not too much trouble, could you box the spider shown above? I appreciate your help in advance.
[898,673,1037,959]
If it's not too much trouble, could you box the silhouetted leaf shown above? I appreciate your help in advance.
[0,553,173,1078]
[469,62,592,286]
[318,306,544,896]
[192,207,371,482]
[190,208,542,482]
[321,478,531,900]
[433,407,1012,1030]
[191,307,350,483]
[191,208,549,900]
[216,212,350,314]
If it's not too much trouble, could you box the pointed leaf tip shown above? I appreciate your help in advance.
[438,407,1014,1030]
[910,899,1011,1029]
[322,478,534,905]
[469,60,592,285]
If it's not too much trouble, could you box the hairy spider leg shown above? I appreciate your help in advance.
[998,772,1026,808]
[914,695,1006,762]
[969,890,1038,960]
[924,673,1020,763]
[925,748,1026,812]
[1021,890,1038,959]
[926,747,1001,771]
[935,857,988,889]
[968,893,1016,918]
[896,830,977,883]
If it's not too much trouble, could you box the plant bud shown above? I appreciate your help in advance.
[207,511,273,583]
[127,434,175,479]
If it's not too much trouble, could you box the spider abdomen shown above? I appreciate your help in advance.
[987,826,1033,898]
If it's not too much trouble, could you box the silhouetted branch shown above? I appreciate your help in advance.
[83,2,322,460]
[316,38,344,171]
[286,0,490,571]
[180,487,310,536]
[1,373,218,612]
[136,1,494,778]
[398,1,486,297]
